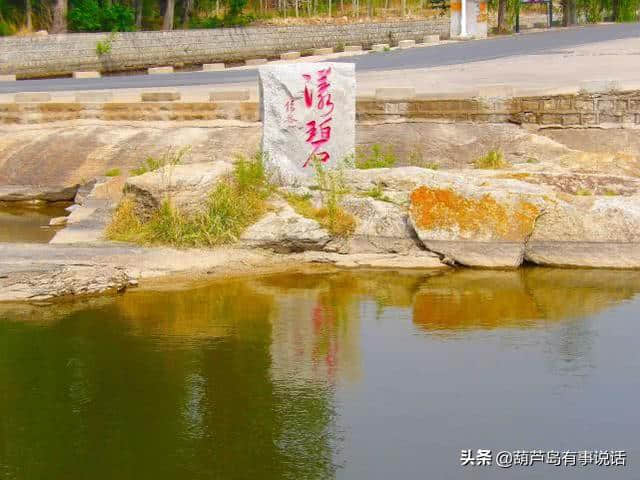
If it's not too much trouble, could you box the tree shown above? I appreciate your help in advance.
[26,0,32,30]
[52,0,68,32]
[163,0,175,30]
[497,0,507,32]
[562,0,577,25]
[182,0,194,27]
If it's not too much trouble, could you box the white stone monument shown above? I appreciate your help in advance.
[450,0,488,39]
[259,62,356,184]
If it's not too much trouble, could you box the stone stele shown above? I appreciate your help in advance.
[259,62,355,184]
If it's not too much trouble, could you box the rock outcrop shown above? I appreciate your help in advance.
[241,200,331,252]
[124,162,233,216]
[0,184,78,202]
[409,186,543,267]
[526,195,640,268]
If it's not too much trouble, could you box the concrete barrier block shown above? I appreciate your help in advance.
[148,66,174,74]
[0,74,16,82]
[476,84,516,98]
[202,63,225,71]
[141,91,181,102]
[422,34,440,43]
[210,90,251,102]
[579,80,619,94]
[344,45,362,52]
[398,39,416,49]
[72,71,101,79]
[280,51,301,60]
[371,43,390,52]
[312,47,334,55]
[75,91,113,102]
[14,92,51,102]
[245,58,268,66]
[375,87,416,100]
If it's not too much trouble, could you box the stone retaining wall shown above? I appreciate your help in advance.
[2,90,639,127]
[0,20,448,78]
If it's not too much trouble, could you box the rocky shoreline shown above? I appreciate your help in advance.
[2,151,640,302]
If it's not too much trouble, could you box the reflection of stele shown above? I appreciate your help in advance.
[266,285,361,386]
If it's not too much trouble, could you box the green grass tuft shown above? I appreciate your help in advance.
[474,149,509,169]
[355,144,397,169]
[105,168,121,177]
[130,147,189,176]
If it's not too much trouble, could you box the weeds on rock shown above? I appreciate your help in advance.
[130,147,189,176]
[355,144,397,169]
[107,153,271,247]
[284,158,355,237]
[105,168,121,177]
[474,149,508,169]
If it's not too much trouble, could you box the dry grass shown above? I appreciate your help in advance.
[285,192,355,237]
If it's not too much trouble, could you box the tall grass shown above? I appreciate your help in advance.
[107,153,272,247]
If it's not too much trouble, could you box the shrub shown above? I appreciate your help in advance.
[473,149,508,169]
[355,144,398,169]
[107,153,271,247]
[105,167,121,177]
[0,20,15,36]
[70,0,135,32]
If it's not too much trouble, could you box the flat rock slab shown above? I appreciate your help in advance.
[259,62,355,184]
[0,184,78,202]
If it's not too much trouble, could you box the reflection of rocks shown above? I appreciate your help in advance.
[412,268,640,332]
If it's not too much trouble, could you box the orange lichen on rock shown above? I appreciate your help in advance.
[409,186,540,241]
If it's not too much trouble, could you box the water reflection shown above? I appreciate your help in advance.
[1,268,640,479]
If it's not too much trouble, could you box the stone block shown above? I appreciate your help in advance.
[579,80,619,93]
[375,87,416,100]
[209,90,251,101]
[141,91,181,102]
[280,51,301,60]
[148,66,174,74]
[72,71,101,79]
[344,45,362,52]
[14,92,51,102]
[477,84,515,98]
[0,74,16,82]
[246,58,268,66]
[75,91,113,102]
[259,62,355,183]
[312,47,334,55]
[371,43,389,52]
[202,63,225,71]
[398,39,416,49]
[422,34,440,43]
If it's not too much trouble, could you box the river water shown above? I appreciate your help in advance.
[1,268,639,479]
[0,203,69,243]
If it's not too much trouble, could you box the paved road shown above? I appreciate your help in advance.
[2,23,640,94]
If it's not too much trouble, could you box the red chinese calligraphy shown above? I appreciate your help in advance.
[301,67,334,167]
